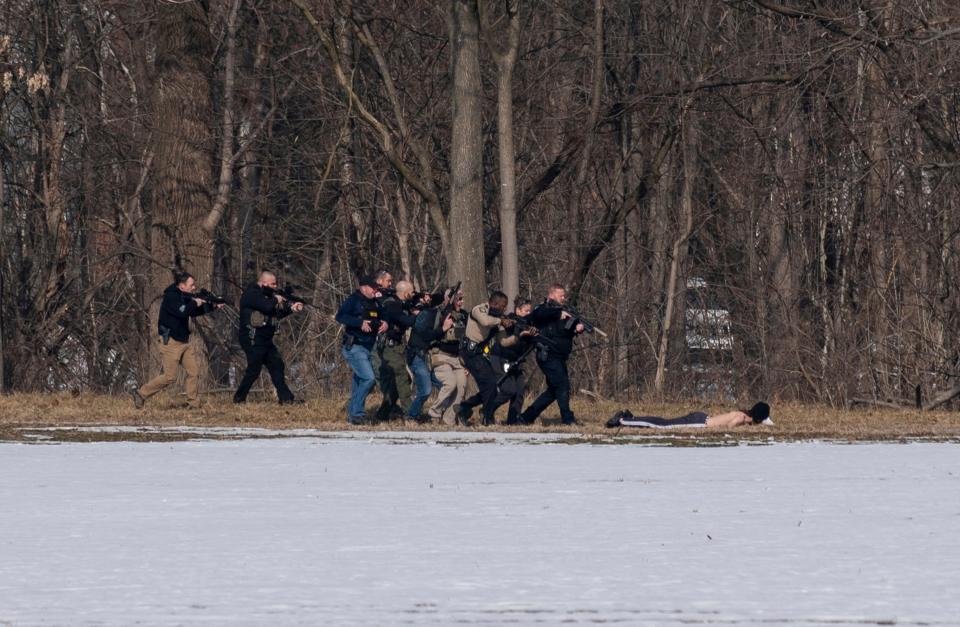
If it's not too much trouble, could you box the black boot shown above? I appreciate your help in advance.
[455,404,472,426]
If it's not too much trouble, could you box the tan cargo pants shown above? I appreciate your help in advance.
[138,337,201,407]
[428,351,466,425]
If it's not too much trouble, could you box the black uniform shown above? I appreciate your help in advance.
[518,299,582,425]
[234,283,296,403]
[489,318,536,424]
[157,283,215,343]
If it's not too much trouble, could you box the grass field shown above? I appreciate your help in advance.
[2,391,960,443]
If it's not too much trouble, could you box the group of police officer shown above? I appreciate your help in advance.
[132,269,587,426]
[335,270,586,426]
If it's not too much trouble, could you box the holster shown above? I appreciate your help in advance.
[343,333,356,349]
[159,326,171,346]
[459,338,482,356]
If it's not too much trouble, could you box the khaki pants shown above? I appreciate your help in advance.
[139,337,200,407]
[428,351,466,425]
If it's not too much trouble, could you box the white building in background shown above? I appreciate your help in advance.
[684,277,734,353]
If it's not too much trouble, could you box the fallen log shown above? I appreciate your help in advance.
[922,384,960,411]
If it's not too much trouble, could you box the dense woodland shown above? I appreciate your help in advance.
[3,0,960,407]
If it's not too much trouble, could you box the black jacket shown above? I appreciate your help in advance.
[530,299,579,359]
[380,295,417,343]
[335,291,382,350]
[239,283,293,345]
[157,284,214,343]
[493,316,536,362]
[408,308,465,356]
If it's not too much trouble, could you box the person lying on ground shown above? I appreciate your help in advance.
[605,402,774,429]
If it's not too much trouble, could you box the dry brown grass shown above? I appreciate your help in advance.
[2,391,960,443]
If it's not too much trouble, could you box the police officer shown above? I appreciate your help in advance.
[375,280,418,421]
[335,274,387,424]
[407,288,466,425]
[456,291,514,426]
[490,299,538,425]
[370,269,393,387]
[517,284,584,426]
[132,271,223,409]
[233,271,304,404]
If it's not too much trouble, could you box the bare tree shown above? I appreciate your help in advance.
[448,0,485,305]
[483,0,521,306]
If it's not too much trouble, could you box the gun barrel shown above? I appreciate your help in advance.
[196,288,227,305]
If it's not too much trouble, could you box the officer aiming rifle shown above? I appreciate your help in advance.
[234,271,305,405]
[274,285,317,308]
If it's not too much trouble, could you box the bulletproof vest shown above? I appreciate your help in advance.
[360,297,381,334]
[438,311,466,343]
[249,310,268,328]
[382,295,407,342]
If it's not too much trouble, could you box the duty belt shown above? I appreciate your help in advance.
[460,338,481,354]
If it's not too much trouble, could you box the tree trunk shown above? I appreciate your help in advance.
[149,0,215,380]
[0,156,5,393]
[203,0,241,235]
[489,1,520,307]
[449,0,485,307]
[654,111,695,394]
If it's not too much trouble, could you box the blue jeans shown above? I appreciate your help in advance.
[406,352,439,417]
[342,344,376,418]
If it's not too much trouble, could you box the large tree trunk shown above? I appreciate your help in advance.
[0,155,5,393]
[491,2,520,307]
[448,0,485,307]
[149,0,215,381]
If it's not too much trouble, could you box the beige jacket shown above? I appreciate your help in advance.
[465,303,518,347]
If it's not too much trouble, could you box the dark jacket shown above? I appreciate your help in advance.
[157,284,214,343]
[381,295,417,344]
[530,299,579,359]
[336,291,382,350]
[493,316,536,362]
[239,283,292,345]
[409,308,465,356]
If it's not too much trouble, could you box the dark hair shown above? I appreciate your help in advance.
[489,290,508,304]
[174,271,194,285]
[745,402,770,423]
[514,298,532,310]
[374,269,392,280]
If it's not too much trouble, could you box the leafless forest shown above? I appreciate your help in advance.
[3,0,960,408]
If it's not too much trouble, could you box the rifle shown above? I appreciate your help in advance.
[494,334,557,390]
[379,286,445,311]
[493,312,539,334]
[552,303,608,338]
[194,288,227,305]
[279,285,317,308]
[495,343,535,389]
[439,281,461,317]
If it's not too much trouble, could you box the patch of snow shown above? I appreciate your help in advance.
[1,439,958,625]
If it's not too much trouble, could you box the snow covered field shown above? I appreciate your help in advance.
[2,433,959,625]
